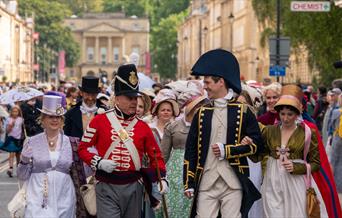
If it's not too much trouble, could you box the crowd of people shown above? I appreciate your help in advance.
[0,48,342,218]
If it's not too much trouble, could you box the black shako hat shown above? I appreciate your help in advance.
[191,49,242,94]
[114,64,140,96]
[79,76,101,93]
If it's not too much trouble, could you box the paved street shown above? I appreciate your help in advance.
[0,152,18,218]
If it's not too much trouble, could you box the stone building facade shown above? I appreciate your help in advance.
[0,0,34,83]
[177,0,315,84]
[64,12,150,82]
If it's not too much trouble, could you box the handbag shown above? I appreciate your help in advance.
[303,124,321,218]
[80,176,97,216]
[8,182,27,218]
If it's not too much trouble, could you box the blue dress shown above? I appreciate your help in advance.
[0,117,24,152]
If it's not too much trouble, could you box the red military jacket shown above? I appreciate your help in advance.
[78,110,166,183]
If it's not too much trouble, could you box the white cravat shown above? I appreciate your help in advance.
[213,89,235,108]
[80,102,98,117]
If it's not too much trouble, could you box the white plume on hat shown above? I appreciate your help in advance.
[166,80,204,108]
[241,83,263,109]
[153,89,177,103]
[129,52,140,67]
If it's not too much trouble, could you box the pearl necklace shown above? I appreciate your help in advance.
[47,134,58,147]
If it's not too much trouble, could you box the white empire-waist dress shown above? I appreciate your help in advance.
[17,133,76,218]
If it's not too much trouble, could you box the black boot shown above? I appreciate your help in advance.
[7,167,13,177]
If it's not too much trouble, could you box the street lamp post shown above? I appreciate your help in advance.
[228,13,234,52]
[276,0,281,82]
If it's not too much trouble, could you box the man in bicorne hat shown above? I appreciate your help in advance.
[183,49,264,218]
[78,64,168,218]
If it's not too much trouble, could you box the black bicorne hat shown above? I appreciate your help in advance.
[191,49,241,94]
[79,76,101,93]
[114,64,140,96]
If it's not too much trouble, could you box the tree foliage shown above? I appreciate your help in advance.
[151,12,187,79]
[102,0,146,17]
[147,0,190,79]
[252,0,342,86]
[18,0,80,67]
[55,0,103,15]
[147,0,190,26]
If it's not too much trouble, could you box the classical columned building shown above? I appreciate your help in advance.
[64,13,150,82]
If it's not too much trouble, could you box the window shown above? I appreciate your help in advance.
[101,47,107,65]
[87,47,94,62]
[113,47,119,64]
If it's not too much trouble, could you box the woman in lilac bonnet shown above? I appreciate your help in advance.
[17,95,76,218]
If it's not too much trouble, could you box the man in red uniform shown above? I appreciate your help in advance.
[78,64,167,218]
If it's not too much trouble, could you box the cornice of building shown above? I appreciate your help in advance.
[0,6,33,30]
[65,12,149,21]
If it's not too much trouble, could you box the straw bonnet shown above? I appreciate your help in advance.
[38,95,65,116]
[141,88,156,99]
[139,92,152,114]
[185,95,208,116]
[152,89,180,117]
[274,84,303,114]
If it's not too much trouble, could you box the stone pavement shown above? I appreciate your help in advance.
[0,151,8,165]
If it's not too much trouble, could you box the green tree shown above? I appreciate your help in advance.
[55,0,103,15]
[148,0,190,26]
[151,11,187,79]
[148,0,190,79]
[102,0,146,17]
[252,0,342,86]
[18,0,80,67]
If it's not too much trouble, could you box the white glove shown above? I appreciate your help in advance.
[184,188,194,198]
[98,159,118,173]
[152,179,169,200]
[157,179,169,194]
[216,143,225,160]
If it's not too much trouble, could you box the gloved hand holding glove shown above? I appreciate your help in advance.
[98,159,119,173]
[184,188,194,199]
[152,179,169,200]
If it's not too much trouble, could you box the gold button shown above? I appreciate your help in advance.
[237,122,240,125]
[237,116,240,119]
[235,134,238,137]
[236,128,239,131]
[237,110,241,113]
